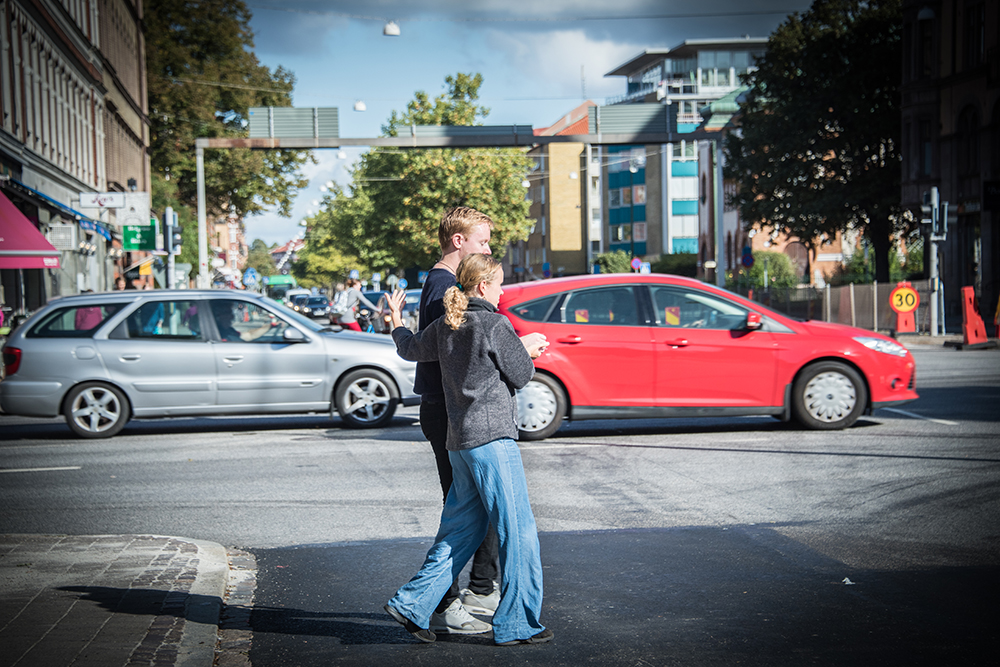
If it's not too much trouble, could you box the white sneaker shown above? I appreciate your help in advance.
[460,587,500,616]
[429,598,492,634]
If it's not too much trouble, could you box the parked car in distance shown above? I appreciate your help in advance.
[372,289,422,334]
[299,295,332,320]
[499,273,919,441]
[0,289,419,438]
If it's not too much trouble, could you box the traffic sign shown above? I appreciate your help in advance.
[398,278,408,289]
[630,257,642,271]
[889,284,920,314]
[123,225,155,251]
[243,267,259,287]
[349,269,359,279]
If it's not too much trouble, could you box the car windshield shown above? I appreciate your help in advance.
[306,297,328,306]
[260,296,327,331]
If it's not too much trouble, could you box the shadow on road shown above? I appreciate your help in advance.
[246,526,998,666]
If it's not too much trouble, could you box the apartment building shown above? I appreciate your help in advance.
[0,0,150,311]
[900,0,998,326]
[507,102,596,282]
[604,38,767,261]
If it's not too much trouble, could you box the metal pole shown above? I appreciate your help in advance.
[873,280,878,331]
[196,145,209,288]
[165,206,175,289]
[714,139,725,287]
[850,282,856,327]
[629,166,635,261]
[825,283,831,322]
[929,187,939,336]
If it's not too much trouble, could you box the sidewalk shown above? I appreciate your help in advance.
[0,535,229,667]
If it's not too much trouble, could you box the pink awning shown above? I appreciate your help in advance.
[0,190,61,269]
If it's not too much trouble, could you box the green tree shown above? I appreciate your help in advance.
[593,250,634,274]
[651,253,698,277]
[245,239,276,277]
[724,0,908,283]
[726,251,799,291]
[145,0,311,221]
[303,74,534,273]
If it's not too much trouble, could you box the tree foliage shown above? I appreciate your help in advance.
[145,0,311,221]
[594,250,634,274]
[725,251,799,290]
[724,0,908,282]
[244,239,276,277]
[651,253,698,277]
[300,74,534,275]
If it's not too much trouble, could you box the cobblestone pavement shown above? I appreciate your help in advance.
[0,534,228,667]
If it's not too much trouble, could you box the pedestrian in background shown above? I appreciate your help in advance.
[383,253,551,646]
[337,278,379,331]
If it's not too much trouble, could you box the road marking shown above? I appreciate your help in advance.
[880,408,958,426]
[0,466,82,474]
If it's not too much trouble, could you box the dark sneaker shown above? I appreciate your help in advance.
[497,627,553,646]
[384,604,436,643]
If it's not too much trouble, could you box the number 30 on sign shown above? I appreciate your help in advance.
[889,284,920,314]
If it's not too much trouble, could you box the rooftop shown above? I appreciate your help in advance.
[605,38,769,77]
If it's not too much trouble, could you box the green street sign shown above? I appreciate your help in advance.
[124,225,156,251]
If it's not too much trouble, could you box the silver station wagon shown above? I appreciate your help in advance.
[0,289,419,438]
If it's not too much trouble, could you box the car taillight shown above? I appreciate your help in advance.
[2,347,22,375]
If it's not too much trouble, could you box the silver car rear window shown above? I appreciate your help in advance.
[26,304,124,338]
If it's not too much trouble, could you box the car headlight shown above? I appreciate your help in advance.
[854,337,908,357]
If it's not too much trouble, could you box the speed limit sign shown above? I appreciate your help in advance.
[889,284,920,314]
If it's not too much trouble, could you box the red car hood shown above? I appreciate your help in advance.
[794,319,895,342]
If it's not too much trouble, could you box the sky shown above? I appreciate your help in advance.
[243,0,814,246]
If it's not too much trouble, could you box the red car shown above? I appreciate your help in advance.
[499,273,918,440]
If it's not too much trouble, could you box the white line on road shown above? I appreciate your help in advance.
[0,466,82,474]
[880,408,959,426]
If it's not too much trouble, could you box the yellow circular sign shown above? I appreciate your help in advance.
[889,286,920,314]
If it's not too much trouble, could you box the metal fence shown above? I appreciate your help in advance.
[732,280,935,333]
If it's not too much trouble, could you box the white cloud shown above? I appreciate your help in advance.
[485,28,641,102]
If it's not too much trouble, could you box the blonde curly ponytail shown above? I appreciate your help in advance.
[442,254,502,330]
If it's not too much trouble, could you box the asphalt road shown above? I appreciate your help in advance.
[1,345,998,665]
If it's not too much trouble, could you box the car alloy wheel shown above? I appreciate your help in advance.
[792,361,867,430]
[63,382,130,438]
[335,369,399,428]
[516,373,567,441]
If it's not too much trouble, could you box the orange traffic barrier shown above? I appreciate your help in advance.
[960,286,988,345]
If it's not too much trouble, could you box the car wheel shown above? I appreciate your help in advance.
[63,382,130,438]
[791,361,867,430]
[516,373,567,441]
[335,369,399,428]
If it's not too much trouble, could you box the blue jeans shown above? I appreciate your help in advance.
[387,438,545,644]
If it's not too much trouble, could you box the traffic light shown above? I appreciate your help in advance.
[164,207,182,255]
[170,224,183,255]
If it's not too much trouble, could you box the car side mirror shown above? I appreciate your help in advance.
[283,328,307,342]
[745,312,763,330]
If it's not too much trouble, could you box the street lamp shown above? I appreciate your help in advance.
[628,159,639,260]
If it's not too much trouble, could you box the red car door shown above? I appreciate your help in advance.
[647,284,780,408]
[537,284,655,408]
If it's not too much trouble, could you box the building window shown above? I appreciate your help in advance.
[919,119,933,177]
[956,106,979,176]
[917,16,934,78]
[964,2,985,70]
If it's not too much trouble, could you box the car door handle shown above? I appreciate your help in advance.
[223,355,245,365]
[119,354,141,362]
[665,338,689,348]
[557,335,583,344]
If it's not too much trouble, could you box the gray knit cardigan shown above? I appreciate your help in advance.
[391,298,535,451]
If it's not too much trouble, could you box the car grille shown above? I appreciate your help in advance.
[908,367,916,389]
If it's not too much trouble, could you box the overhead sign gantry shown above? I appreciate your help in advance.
[193,106,721,288]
